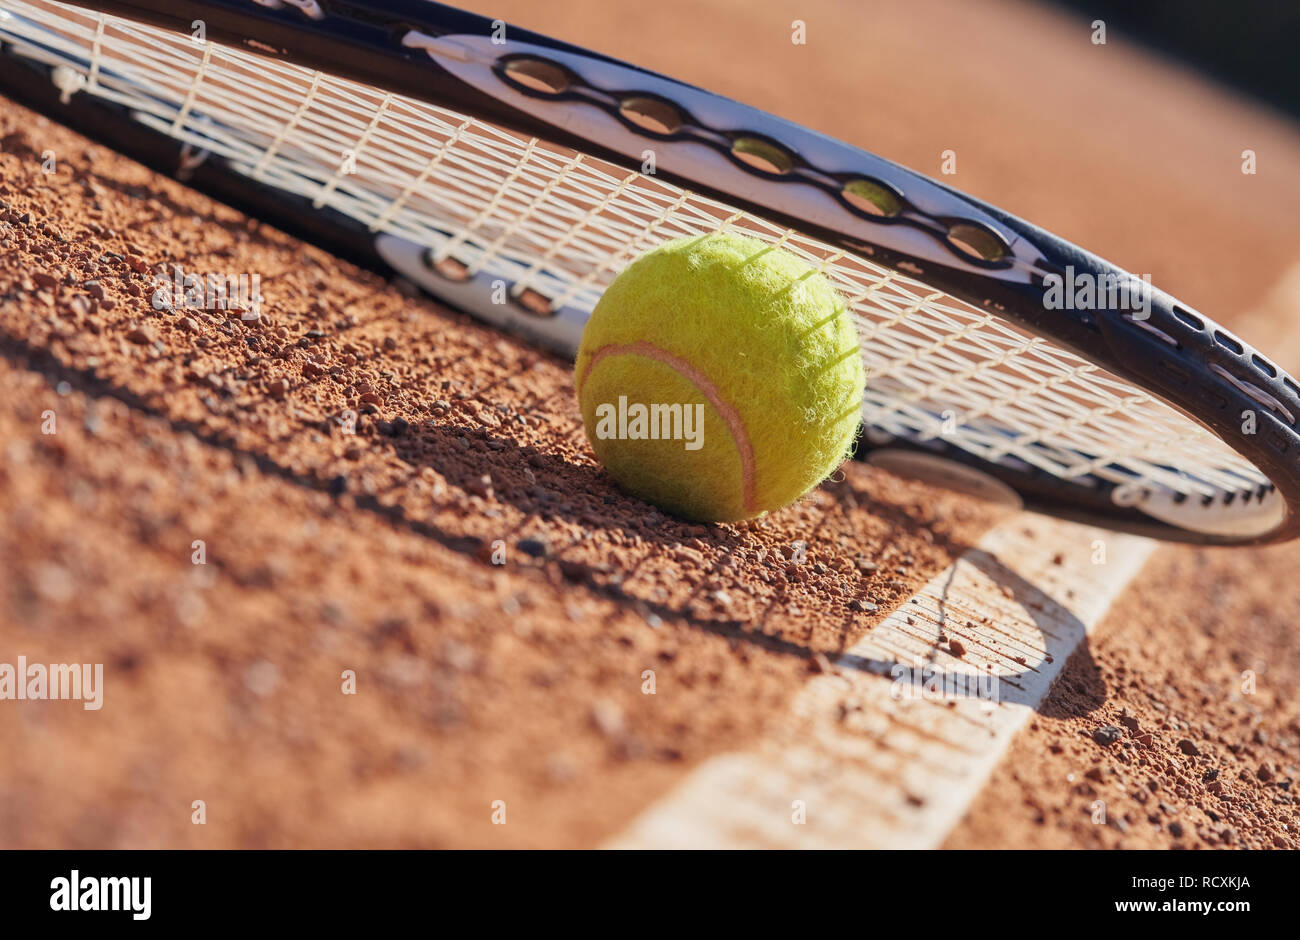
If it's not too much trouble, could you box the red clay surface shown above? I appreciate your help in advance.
[0,104,1000,847]
[947,544,1300,850]
[3,0,1300,848]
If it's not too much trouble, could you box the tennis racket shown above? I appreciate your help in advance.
[2,0,1298,544]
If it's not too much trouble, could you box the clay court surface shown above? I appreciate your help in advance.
[2,0,1300,849]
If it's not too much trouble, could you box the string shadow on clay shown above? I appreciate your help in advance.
[1,327,1103,717]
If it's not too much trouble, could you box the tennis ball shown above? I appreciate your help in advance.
[574,231,865,522]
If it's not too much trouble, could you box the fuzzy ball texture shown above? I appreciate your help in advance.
[574,231,865,522]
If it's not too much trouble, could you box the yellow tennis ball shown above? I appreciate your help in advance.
[574,231,865,522]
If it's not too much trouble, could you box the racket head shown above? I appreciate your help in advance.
[2,0,1297,544]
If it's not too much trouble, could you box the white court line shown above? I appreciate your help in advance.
[605,512,1155,849]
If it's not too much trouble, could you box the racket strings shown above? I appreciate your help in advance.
[0,0,1270,505]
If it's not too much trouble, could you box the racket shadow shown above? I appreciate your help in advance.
[0,321,1102,721]
[832,544,1108,718]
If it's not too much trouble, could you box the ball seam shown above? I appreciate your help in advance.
[577,340,757,515]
